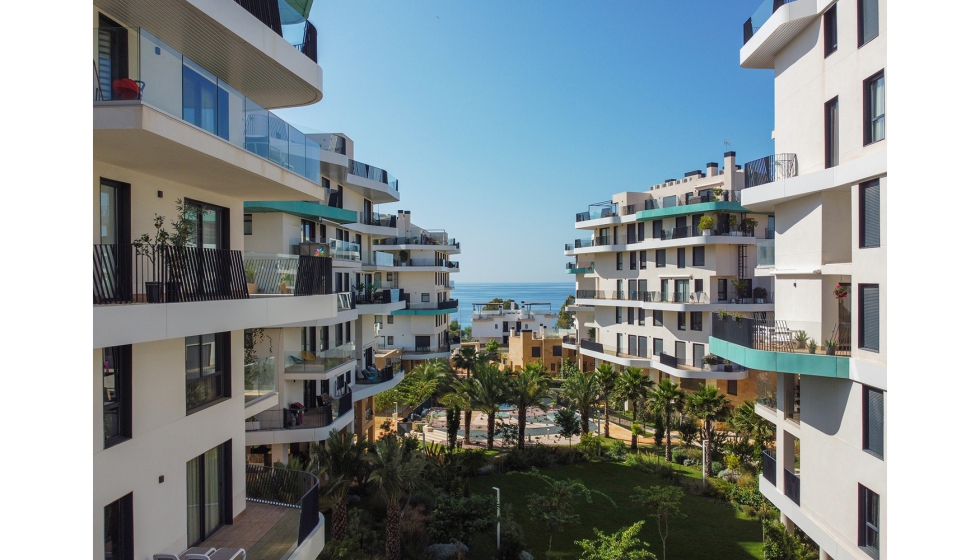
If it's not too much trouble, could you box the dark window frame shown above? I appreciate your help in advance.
[103,345,132,448]
[629,251,637,270]
[552,345,563,357]
[824,3,838,56]
[825,96,840,168]
[104,492,134,560]
[655,249,666,268]
[531,346,542,358]
[692,246,705,267]
[864,70,885,145]
[616,252,623,271]
[677,247,686,269]
[859,179,881,248]
[243,213,253,235]
[863,386,885,459]
[677,312,686,331]
[858,0,879,47]
[858,484,881,557]
[691,312,703,332]
[639,250,647,270]
[653,310,663,327]
[858,284,880,352]
[727,379,738,396]
[185,332,231,413]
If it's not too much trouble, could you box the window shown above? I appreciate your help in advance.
[617,333,624,354]
[638,308,645,326]
[532,347,541,358]
[859,284,880,352]
[616,307,623,324]
[727,380,738,396]
[553,345,563,357]
[637,337,648,358]
[824,3,837,56]
[693,246,705,267]
[187,441,230,546]
[387,336,394,346]
[858,485,881,555]
[551,363,556,372]
[678,312,686,331]
[691,312,703,331]
[629,251,637,270]
[628,335,637,356]
[104,493,134,560]
[387,315,394,324]
[858,0,879,47]
[421,293,430,302]
[243,213,252,235]
[859,179,881,248]
[346,321,351,343]
[103,345,132,448]
[677,248,686,268]
[653,338,664,357]
[694,279,703,293]
[655,249,666,267]
[825,97,839,168]
[185,333,230,412]
[639,250,647,270]
[652,220,663,238]
[628,307,635,325]
[864,71,885,144]
[864,386,885,458]
[653,310,664,327]
[638,222,645,241]
[616,252,623,270]
[718,279,729,301]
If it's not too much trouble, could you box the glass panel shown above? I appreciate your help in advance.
[186,456,201,546]
[288,122,307,177]
[100,183,117,245]
[203,446,222,536]
[201,208,219,249]
[218,80,246,146]
[182,59,218,135]
[871,77,885,142]
[305,136,320,182]
[245,98,270,158]
[139,29,183,116]
[268,113,290,168]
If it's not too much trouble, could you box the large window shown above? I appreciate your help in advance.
[104,493,134,560]
[531,347,541,358]
[653,310,664,327]
[187,442,230,547]
[864,71,885,145]
[677,312,686,331]
[103,345,132,448]
[859,179,881,248]
[859,284,880,352]
[863,386,885,458]
[629,251,637,270]
[825,97,839,168]
[858,0,879,47]
[692,246,705,267]
[553,345,563,357]
[185,333,231,411]
[616,252,623,271]
[627,307,635,325]
[655,249,666,268]
[653,338,664,357]
[639,250,647,270]
[677,248,686,269]
[616,307,623,324]
[691,312,703,332]
[824,3,838,56]
[858,485,881,555]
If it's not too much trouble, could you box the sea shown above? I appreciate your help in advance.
[452,282,576,330]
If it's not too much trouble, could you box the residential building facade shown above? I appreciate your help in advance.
[714,1,887,559]
[472,302,558,346]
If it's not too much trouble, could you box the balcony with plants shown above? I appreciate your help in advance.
[246,392,353,433]
[284,342,356,375]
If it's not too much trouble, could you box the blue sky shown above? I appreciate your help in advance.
[278,0,775,283]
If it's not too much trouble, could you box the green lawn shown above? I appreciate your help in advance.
[466,461,763,560]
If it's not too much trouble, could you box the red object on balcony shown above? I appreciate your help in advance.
[112,78,141,100]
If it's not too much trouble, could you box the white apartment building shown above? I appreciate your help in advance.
[471,302,558,346]
[368,214,462,372]
[710,1,887,559]
[563,153,774,403]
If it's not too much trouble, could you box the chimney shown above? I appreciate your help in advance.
[723,151,736,174]
[706,162,719,177]
[539,325,546,339]
[509,328,516,339]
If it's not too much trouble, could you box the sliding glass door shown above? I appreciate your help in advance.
[187,443,228,547]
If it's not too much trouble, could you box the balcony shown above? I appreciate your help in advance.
[403,345,452,357]
[245,357,276,404]
[757,239,775,267]
[709,313,851,378]
[363,251,395,267]
[744,154,799,189]
[193,464,321,559]
[94,27,322,186]
[361,212,397,228]
[246,392,353,432]
[784,469,801,505]
[571,236,612,249]
[392,258,459,270]
[242,252,335,296]
[355,288,403,306]
[576,202,618,222]
[284,342,356,375]
[232,0,318,62]
[407,299,459,311]
[374,236,460,250]
[566,262,594,274]
[348,159,398,191]
[743,0,798,44]
[762,449,777,486]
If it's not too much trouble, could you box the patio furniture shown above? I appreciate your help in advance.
[153,547,215,560]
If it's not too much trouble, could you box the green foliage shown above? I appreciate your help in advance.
[485,338,501,354]
[563,369,602,434]
[727,401,775,461]
[762,518,819,560]
[483,297,515,311]
[375,359,449,412]
[652,413,665,447]
[514,468,615,552]
[676,417,699,446]
[723,453,741,472]
[557,294,576,329]
[575,521,658,560]
[686,385,730,476]
[320,508,384,559]
[554,408,581,445]
[427,491,496,546]
[698,215,715,232]
[577,432,604,461]
[449,319,461,336]
[633,485,686,560]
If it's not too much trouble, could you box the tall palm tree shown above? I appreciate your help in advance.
[686,385,730,475]
[308,430,370,541]
[649,379,686,463]
[368,435,431,560]
[449,376,476,445]
[616,367,654,450]
[451,345,478,378]
[509,362,551,449]
[594,363,618,438]
[469,362,511,449]
[562,368,602,435]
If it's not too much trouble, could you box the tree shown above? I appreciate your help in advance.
[485,338,501,355]
[375,359,448,412]
[445,376,475,446]
[594,363,619,438]
[554,408,581,446]
[562,368,602,435]
[368,435,432,560]
[556,294,575,329]
[515,468,614,552]
[451,345,478,378]
[483,297,515,310]
[428,491,496,554]
[575,521,658,560]
[727,401,775,460]
[308,430,370,541]
[633,485,686,560]
[469,362,511,449]
[508,362,551,449]
[616,367,654,450]
[649,379,686,463]
[685,385,730,475]
[449,319,461,337]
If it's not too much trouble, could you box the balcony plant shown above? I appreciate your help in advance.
[753,286,768,303]
[824,340,837,356]
[131,200,201,303]
[245,260,258,294]
[702,354,721,371]
[834,283,848,300]
[132,215,171,303]
[698,215,715,235]
[399,250,409,265]
[807,339,817,354]
[794,331,809,349]
[741,217,758,235]
[711,187,724,201]
[732,278,751,302]
[279,272,294,294]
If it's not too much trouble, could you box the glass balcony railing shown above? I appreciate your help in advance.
[232,0,318,62]
[364,251,394,266]
[743,0,799,44]
[244,357,276,403]
[575,203,619,222]
[284,342,356,374]
[329,239,361,261]
[94,27,320,183]
[348,160,398,191]
[757,239,775,267]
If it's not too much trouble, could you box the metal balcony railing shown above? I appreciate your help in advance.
[744,153,799,188]
[762,450,777,486]
[244,465,320,552]
[784,469,801,505]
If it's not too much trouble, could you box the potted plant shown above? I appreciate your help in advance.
[834,283,848,300]
[399,250,409,265]
[741,217,758,235]
[728,214,738,235]
[753,286,768,303]
[132,215,170,303]
[794,331,809,349]
[279,272,293,294]
[702,354,722,371]
[732,278,750,302]
[712,187,723,201]
[807,339,817,354]
[824,340,837,356]
[245,260,258,294]
[698,215,715,235]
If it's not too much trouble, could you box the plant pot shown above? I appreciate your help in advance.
[279,282,289,294]
[756,298,765,304]
[796,340,807,349]
[825,349,836,356]
[808,348,816,354]
[247,283,258,295]
[710,364,723,372]
[145,281,164,303]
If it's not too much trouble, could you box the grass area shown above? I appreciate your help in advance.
[466,461,763,560]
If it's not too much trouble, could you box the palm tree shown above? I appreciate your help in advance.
[616,367,654,450]
[594,363,618,438]
[562,368,602,435]
[446,376,476,446]
[649,379,686,463]
[368,435,431,560]
[451,345,478,378]
[308,430,370,541]
[509,362,551,449]
[686,385,730,475]
[728,401,775,459]
[469,362,511,449]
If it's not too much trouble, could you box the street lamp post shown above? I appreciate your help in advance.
[492,486,501,550]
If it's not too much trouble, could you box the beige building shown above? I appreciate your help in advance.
[506,326,578,374]
[563,152,774,402]
[714,1,887,559]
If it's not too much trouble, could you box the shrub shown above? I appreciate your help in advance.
[711,461,724,475]
[723,453,741,472]
[608,439,628,461]
[716,469,741,483]
[577,432,604,461]
[457,449,491,477]
[652,413,665,447]
[677,417,699,445]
